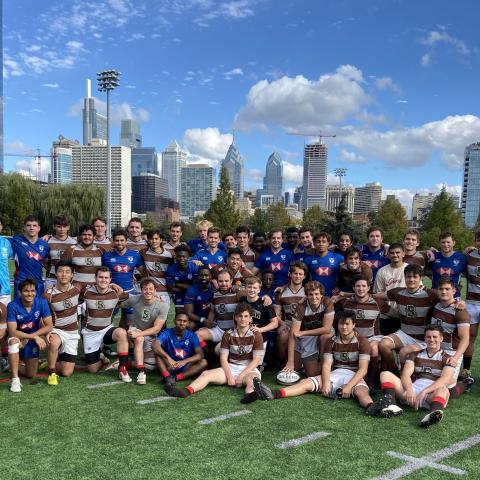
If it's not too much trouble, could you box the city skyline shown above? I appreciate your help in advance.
[3,0,480,213]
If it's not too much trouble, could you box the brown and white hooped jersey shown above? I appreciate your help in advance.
[337,295,387,338]
[43,284,81,331]
[431,302,470,351]
[275,285,306,326]
[47,236,77,278]
[387,287,437,340]
[219,328,264,366]
[337,263,373,292]
[140,247,173,292]
[324,333,370,372]
[163,241,187,256]
[466,250,480,303]
[404,251,427,269]
[61,244,104,288]
[295,297,334,332]
[126,238,147,252]
[407,348,453,381]
[211,289,242,331]
[212,265,252,287]
[81,285,128,330]
[240,247,256,270]
[94,237,113,252]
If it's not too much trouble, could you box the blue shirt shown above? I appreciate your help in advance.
[10,235,49,284]
[184,284,214,318]
[255,248,293,288]
[102,249,143,291]
[431,251,467,297]
[187,238,227,255]
[158,328,200,361]
[192,248,226,269]
[166,262,199,306]
[303,252,344,296]
[0,236,13,295]
[358,244,388,281]
[7,296,50,334]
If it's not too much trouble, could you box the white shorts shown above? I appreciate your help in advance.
[128,327,154,352]
[208,325,226,344]
[309,368,368,397]
[386,329,423,348]
[295,335,319,360]
[81,326,114,354]
[223,363,261,382]
[401,378,450,410]
[51,328,80,356]
[0,294,11,306]
[466,302,480,325]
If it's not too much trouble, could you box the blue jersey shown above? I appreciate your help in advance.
[7,296,50,334]
[11,235,49,294]
[192,248,226,269]
[166,262,199,306]
[431,251,467,297]
[184,284,214,318]
[187,238,227,255]
[0,236,13,295]
[255,248,293,288]
[303,252,343,296]
[358,244,388,280]
[102,249,143,292]
[158,327,200,361]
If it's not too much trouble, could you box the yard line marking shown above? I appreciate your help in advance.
[198,409,252,425]
[87,380,124,389]
[136,396,176,405]
[275,431,331,449]
[371,434,480,479]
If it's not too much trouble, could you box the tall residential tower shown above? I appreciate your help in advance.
[82,79,107,145]
[302,142,327,211]
[161,140,187,202]
[222,138,244,199]
[462,142,480,227]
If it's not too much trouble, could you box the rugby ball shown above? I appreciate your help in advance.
[276,370,301,386]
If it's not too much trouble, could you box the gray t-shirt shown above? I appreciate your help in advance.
[123,294,169,331]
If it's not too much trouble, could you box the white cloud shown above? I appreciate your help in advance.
[374,76,402,94]
[339,149,366,164]
[14,158,51,181]
[420,29,469,55]
[126,33,145,42]
[396,99,408,104]
[5,140,36,155]
[3,55,25,77]
[194,0,257,26]
[282,161,303,184]
[246,168,263,182]
[42,83,59,88]
[182,127,233,167]
[224,67,244,79]
[234,65,371,132]
[66,40,85,51]
[420,52,431,67]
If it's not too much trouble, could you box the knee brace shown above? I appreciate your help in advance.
[8,341,20,354]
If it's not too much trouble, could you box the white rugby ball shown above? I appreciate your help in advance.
[276,370,301,386]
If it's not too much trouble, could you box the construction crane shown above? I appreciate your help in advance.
[287,132,336,144]
[4,149,56,182]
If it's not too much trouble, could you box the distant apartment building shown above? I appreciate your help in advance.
[354,182,382,215]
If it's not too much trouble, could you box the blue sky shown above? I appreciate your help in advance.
[3,0,480,212]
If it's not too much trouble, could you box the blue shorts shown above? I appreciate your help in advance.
[171,362,190,374]
[20,339,40,360]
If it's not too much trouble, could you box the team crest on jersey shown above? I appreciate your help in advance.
[329,258,335,264]
[85,257,94,266]
[63,299,73,309]
[439,267,454,276]
[453,259,460,266]
[315,267,332,276]
[218,303,227,314]
[271,262,283,271]
[128,257,134,262]
[406,305,416,317]
[114,265,129,273]
[237,345,246,355]
[266,257,271,261]
[421,366,432,374]
[280,255,286,260]
[174,348,186,359]
[341,352,349,361]
[356,310,365,320]
[96,300,105,309]
[141,309,151,321]
[39,246,45,251]
[154,262,162,272]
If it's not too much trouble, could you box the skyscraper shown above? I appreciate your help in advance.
[82,79,107,145]
[50,135,80,184]
[302,142,327,211]
[462,142,480,227]
[72,140,131,227]
[180,164,216,218]
[120,119,142,148]
[354,182,382,215]
[161,140,187,202]
[132,173,169,214]
[222,138,244,199]
[262,152,284,202]
[131,147,158,176]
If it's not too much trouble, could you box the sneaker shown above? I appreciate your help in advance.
[382,404,404,417]
[463,376,475,392]
[103,346,118,357]
[47,373,59,386]
[365,393,394,416]
[253,377,274,401]
[10,377,22,393]
[136,371,146,385]
[0,357,10,372]
[419,409,443,428]
[119,367,132,383]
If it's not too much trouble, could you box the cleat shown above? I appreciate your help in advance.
[118,367,132,383]
[366,393,394,416]
[253,377,274,401]
[419,409,443,428]
[164,375,176,386]
[381,403,403,417]
[463,376,475,392]
[0,357,10,372]
[47,373,59,386]
[164,383,188,398]
[136,371,146,385]
[10,377,22,393]
[459,368,472,380]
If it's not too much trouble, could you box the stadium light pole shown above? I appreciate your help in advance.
[97,69,120,237]
[334,167,347,207]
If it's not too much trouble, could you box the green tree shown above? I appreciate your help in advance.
[204,166,240,232]
[420,188,473,250]
[302,205,325,232]
[248,208,268,234]
[368,196,408,244]
[323,194,364,241]
[265,202,291,231]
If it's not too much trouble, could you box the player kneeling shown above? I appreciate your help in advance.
[253,310,374,410]
[152,313,207,385]
[366,324,454,428]
[164,303,264,404]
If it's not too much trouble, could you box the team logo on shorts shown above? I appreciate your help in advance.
[142,309,151,321]
[85,257,94,266]
[63,299,73,309]
[406,305,416,317]
[96,300,105,309]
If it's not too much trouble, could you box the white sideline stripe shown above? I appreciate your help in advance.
[198,409,252,425]
[275,431,331,449]
[372,434,480,479]
[86,380,124,389]
[136,396,176,405]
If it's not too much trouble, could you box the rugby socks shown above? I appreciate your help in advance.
[118,352,129,372]
[449,378,473,398]
[240,392,258,404]
[48,368,56,375]
[1,346,8,359]
[430,396,446,412]
[176,373,185,381]
[463,356,472,370]
[136,364,145,373]
[380,382,397,403]
[366,356,381,386]
[272,388,286,399]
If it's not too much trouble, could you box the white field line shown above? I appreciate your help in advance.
[136,396,176,405]
[275,431,331,449]
[198,409,252,425]
[86,380,124,389]
[371,434,480,479]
